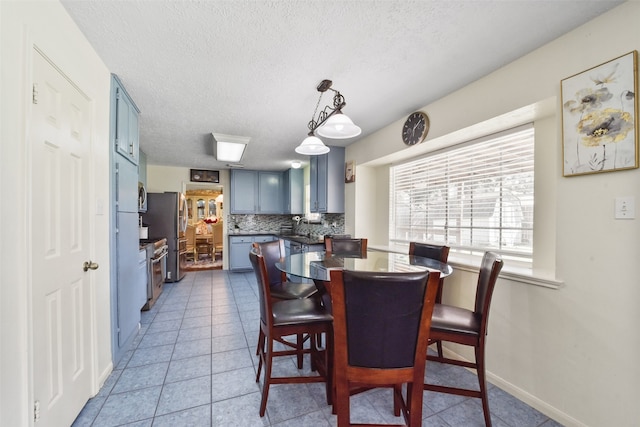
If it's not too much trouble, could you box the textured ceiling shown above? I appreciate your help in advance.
[61,0,622,172]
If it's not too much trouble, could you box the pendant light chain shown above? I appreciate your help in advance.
[308,92,325,133]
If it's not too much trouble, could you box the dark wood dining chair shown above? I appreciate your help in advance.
[252,239,318,300]
[325,237,367,257]
[408,242,450,357]
[329,268,441,427]
[252,239,319,368]
[185,225,196,261]
[249,250,333,417]
[423,251,504,427]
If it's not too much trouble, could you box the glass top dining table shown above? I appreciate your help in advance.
[275,249,453,282]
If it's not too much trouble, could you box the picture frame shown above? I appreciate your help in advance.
[561,51,638,177]
[190,169,219,183]
[345,160,355,183]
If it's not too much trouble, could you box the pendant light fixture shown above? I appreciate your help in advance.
[295,79,361,155]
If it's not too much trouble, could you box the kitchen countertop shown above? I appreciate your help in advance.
[280,235,325,245]
[228,231,324,245]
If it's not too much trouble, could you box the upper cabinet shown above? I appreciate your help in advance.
[230,170,283,214]
[283,168,304,215]
[112,75,140,165]
[259,171,283,213]
[230,170,258,213]
[138,151,148,213]
[139,151,147,187]
[310,146,345,213]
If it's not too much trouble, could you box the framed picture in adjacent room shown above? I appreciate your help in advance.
[345,160,355,183]
[190,169,220,183]
[561,51,638,177]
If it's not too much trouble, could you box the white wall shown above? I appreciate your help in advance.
[346,3,640,426]
[1,1,112,426]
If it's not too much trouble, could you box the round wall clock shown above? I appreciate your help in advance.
[401,111,430,146]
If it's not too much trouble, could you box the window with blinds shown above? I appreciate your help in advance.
[390,125,534,263]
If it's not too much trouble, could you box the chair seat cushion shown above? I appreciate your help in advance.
[430,304,480,337]
[272,298,333,326]
[271,281,318,300]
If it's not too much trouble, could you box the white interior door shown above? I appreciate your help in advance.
[30,49,93,426]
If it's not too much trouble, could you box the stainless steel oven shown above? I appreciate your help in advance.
[142,238,168,310]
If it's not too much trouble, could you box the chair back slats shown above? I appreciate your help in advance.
[212,222,223,254]
[341,271,433,368]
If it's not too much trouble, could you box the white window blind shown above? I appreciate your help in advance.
[390,125,534,263]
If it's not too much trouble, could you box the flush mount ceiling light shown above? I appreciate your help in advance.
[291,161,302,169]
[295,79,361,156]
[212,133,250,163]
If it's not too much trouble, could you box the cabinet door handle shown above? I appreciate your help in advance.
[129,142,134,155]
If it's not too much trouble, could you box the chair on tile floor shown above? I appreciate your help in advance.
[185,225,196,261]
[423,251,504,427]
[252,239,319,369]
[253,239,318,300]
[329,268,441,427]
[211,221,224,259]
[324,237,367,257]
[249,250,333,417]
[408,242,450,357]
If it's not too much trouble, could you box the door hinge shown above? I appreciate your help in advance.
[32,84,39,105]
[34,400,40,422]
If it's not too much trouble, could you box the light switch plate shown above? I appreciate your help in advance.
[96,198,104,215]
[615,196,635,219]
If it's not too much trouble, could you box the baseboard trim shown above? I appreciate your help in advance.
[435,346,586,427]
[95,362,113,397]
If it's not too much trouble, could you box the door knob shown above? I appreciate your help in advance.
[83,261,99,272]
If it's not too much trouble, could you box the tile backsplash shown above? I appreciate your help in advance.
[228,214,345,239]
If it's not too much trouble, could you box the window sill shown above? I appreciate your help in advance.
[370,245,563,290]
[448,254,564,290]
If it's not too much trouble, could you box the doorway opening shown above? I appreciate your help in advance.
[184,183,224,270]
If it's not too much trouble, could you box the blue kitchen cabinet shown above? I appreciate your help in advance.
[310,146,345,213]
[139,150,147,187]
[283,168,304,215]
[229,234,276,270]
[229,235,253,270]
[230,170,283,214]
[116,160,138,213]
[258,171,282,213]
[110,74,143,365]
[230,170,257,213]
[113,75,140,165]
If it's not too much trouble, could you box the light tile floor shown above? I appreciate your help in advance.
[73,270,563,427]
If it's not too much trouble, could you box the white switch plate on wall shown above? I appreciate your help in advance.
[615,196,635,219]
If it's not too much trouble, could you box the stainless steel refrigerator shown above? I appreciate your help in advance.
[142,192,188,282]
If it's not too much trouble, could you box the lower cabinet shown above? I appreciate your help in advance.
[229,234,276,271]
[116,211,141,348]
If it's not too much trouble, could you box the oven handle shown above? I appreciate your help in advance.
[151,251,168,264]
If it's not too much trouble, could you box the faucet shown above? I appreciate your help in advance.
[302,217,314,239]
